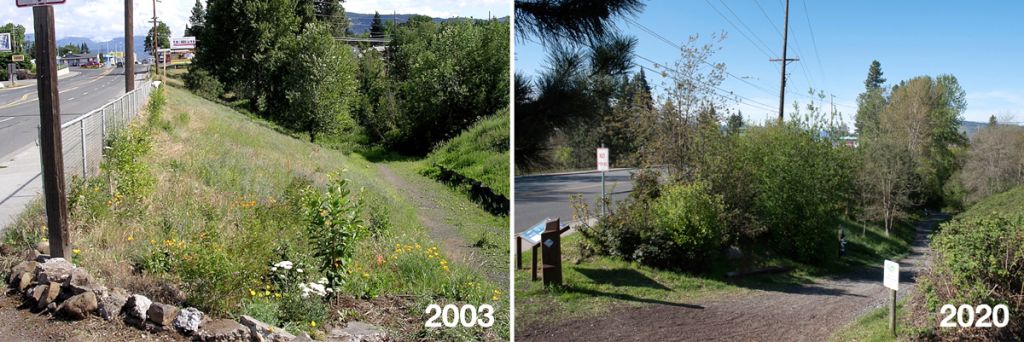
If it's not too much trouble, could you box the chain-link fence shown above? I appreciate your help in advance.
[56,80,154,181]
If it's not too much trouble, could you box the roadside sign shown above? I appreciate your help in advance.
[597,147,609,171]
[883,260,899,291]
[12,55,24,62]
[16,0,66,7]
[0,33,10,51]
[521,220,547,244]
[171,37,196,49]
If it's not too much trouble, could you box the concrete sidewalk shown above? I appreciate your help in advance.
[0,143,43,232]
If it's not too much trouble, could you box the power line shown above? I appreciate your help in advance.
[634,56,777,113]
[715,0,777,57]
[702,0,776,58]
[801,0,827,89]
[621,16,780,98]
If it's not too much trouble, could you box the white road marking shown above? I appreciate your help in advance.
[83,92,89,95]
[68,97,76,101]
[0,117,13,123]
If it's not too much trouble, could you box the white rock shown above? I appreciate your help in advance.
[173,307,204,334]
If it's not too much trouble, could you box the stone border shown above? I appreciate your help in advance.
[5,249,320,342]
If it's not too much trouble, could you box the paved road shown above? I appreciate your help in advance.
[514,169,635,234]
[0,66,149,159]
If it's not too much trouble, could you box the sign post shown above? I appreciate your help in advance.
[597,146,609,216]
[540,218,563,287]
[883,260,899,337]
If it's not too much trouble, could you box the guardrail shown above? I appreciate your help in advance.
[44,79,154,182]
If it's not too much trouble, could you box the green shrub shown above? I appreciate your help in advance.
[423,109,510,215]
[101,123,155,211]
[300,176,366,289]
[577,181,725,269]
[184,67,224,100]
[735,124,851,263]
[917,187,1024,339]
[644,182,726,267]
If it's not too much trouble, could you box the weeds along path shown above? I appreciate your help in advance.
[376,164,507,288]
[521,214,947,342]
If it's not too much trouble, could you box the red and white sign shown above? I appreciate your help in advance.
[16,0,65,7]
[171,37,196,50]
[597,147,609,172]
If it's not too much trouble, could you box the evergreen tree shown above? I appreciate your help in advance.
[370,12,386,38]
[727,111,744,135]
[515,0,644,45]
[184,0,206,37]
[989,115,998,126]
[864,60,886,90]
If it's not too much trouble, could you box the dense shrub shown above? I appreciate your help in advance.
[578,181,725,270]
[734,124,852,263]
[918,210,1023,339]
[184,67,224,100]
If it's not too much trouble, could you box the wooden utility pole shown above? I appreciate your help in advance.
[771,0,798,123]
[125,0,134,91]
[33,5,70,258]
[151,0,158,78]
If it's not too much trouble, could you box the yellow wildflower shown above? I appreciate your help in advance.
[127,236,134,241]
[310,321,317,328]
[249,289,256,296]
[72,249,81,255]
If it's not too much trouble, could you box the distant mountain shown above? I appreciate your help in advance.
[347,12,508,34]
[26,34,148,54]
[960,121,989,140]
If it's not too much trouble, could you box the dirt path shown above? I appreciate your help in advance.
[520,214,947,342]
[375,165,507,287]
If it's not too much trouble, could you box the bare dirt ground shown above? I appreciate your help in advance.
[519,214,947,342]
[375,164,507,287]
[0,294,186,342]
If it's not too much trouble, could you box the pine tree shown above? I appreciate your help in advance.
[184,0,206,37]
[370,12,386,38]
[989,115,998,126]
[864,60,886,90]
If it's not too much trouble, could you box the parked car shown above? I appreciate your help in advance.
[82,61,101,69]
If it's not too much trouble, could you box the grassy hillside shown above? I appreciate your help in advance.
[3,86,506,340]
[423,109,510,214]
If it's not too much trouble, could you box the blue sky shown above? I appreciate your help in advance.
[515,0,1024,126]
[4,0,509,42]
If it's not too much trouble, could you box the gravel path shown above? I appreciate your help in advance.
[519,214,947,342]
[0,294,186,342]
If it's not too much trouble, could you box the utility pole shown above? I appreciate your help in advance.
[33,5,70,259]
[770,0,798,123]
[151,0,158,79]
[125,0,135,91]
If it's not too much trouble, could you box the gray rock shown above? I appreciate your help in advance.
[240,315,296,342]
[98,288,129,321]
[35,241,48,254]
[327,322,388,342]
[173,307,204,334]
[35,258,75,284]
[57,291,98,320]
[25,284,46,303]
[146,302,178,326]
[293,333,315,342]
[35,282,61,311]
[65,268,92,288]
[46,302,57,313]
[195,319,250,341]
[124,294,152,321]
[16,272,33,292]
[8,261,38,285]
[34,254,51,263]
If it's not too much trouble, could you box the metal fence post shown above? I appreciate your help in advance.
[80,119,87,178]
[101,108,107,142]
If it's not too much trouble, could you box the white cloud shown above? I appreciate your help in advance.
[4,0,508,43]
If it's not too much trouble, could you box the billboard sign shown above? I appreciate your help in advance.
[170,37,196,50]
[0,33,10,52]
[16,0,66,7]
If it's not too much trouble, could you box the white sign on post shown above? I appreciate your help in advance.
[0,33,10,52]
[883,260,899,291]
[171,37,196,50]
[597,147,609,171]
[16,0,66,7]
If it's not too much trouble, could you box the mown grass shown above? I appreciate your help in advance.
[515,215,917,329]
[3,86,507,340]
[829,299,928,342]
[422,109,509,214]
